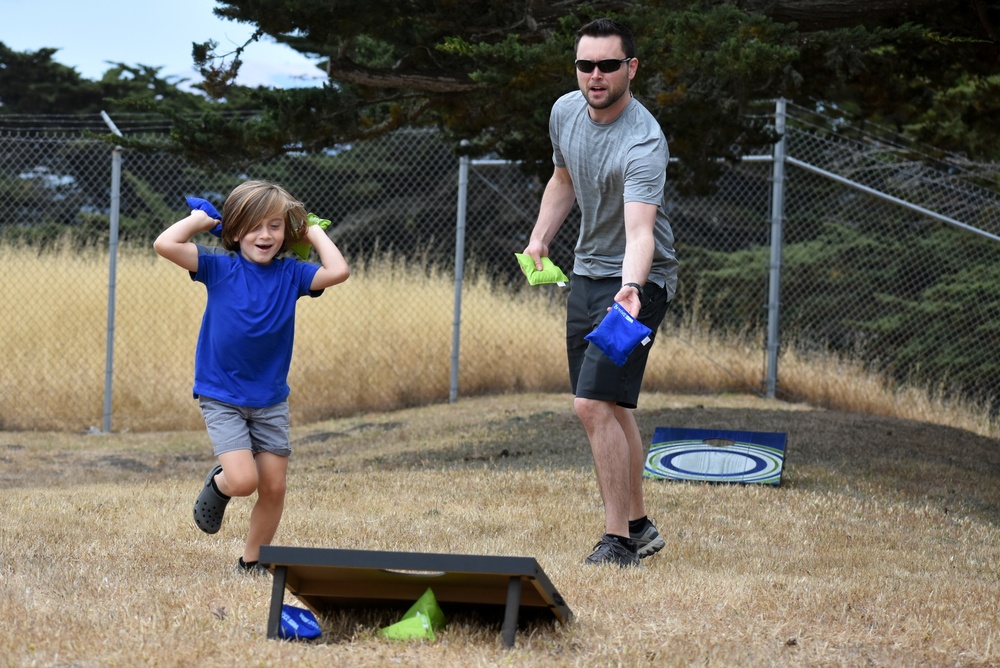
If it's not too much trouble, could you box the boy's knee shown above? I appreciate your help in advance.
[222,469,259,497]
[257,477,287,501]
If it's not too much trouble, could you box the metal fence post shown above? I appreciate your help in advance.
[100,111,123,432]
[764,98,787,399]
[450,148,470,403]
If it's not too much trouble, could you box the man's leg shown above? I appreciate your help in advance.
[615,404,648,523]
[575,397,632,538]
[568,276,662,566]
[617,405,666,559]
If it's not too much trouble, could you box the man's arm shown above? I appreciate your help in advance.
[523,166,577,270]
[615,200,658,317]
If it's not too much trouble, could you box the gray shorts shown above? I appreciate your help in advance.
[566,276,669,409]
[198,397,292,457]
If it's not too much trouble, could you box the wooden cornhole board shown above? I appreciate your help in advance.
[259,545,573,647]
[644,427,787,485]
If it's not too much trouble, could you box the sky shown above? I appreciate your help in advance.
[3,0,327,89]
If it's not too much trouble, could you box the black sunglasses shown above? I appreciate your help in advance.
[575,57,632,74]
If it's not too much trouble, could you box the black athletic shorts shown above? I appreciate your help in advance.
[566,276,669,409]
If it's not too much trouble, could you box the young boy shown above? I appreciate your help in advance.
[154,180,350,573]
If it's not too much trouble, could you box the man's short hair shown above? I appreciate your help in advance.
[575,18,636,58]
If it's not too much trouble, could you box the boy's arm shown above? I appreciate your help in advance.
[306,224,351,290]
[153,210,219,272]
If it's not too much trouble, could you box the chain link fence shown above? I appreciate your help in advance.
[775,102,1000,402]
[2,101,998,431]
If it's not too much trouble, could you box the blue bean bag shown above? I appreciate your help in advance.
[185,196,223,238]
[279,604,322,640]
[585,302,653,366]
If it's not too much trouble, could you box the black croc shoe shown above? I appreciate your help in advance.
[193,465,229,534]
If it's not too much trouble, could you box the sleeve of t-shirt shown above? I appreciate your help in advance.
[549,94,572,169]
[293,259,324,298]
[623,133,668,205]
[191,244,232,285]
[550,115,565,169]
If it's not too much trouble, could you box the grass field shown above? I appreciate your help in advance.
[1,244,998,665]
[2,392,998,666]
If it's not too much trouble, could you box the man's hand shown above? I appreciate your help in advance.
[614,284,642,318]
[521,239,549,273]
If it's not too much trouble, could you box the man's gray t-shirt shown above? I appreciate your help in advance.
[550,90,678,298]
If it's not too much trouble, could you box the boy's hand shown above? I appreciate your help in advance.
[185,197,223,237]
[289,213,333,260]
[189,208,219,230]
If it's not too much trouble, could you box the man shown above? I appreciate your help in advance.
[522,17,678,567]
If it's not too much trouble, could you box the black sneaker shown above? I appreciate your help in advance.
[237,557,270,576]
[630,519,666,559]
[584,534,640,568]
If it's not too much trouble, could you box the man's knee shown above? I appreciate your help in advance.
[574,396,614,425]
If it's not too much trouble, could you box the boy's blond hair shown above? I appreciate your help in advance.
[220,180,306,254]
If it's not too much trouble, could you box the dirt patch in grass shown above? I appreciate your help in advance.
[3,392,996,523]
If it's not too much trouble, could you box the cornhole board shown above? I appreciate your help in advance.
[644,427,787,485]
[259,545,573,648]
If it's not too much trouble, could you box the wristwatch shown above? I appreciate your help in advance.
[623,282,644,298]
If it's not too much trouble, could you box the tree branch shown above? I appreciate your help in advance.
[326,58,481,93]
[738,0,944,29]
[970,0,1000,42]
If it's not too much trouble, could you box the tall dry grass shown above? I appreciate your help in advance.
[1,242,997,438]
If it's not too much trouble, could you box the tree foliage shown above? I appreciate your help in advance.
[177,0,1000,188]
[0,43,208,116]
[3,2,999,188]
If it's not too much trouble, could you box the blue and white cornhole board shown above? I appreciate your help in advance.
[644,427,787,485]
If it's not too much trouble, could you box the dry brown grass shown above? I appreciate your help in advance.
[1,392,998,667]
[777,347,1000,437]
[2,243,997,440]
[2,243,998,665]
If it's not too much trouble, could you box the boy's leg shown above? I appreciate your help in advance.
[195,398,256,534]
[215,449,259,497]
[242,452,288,563]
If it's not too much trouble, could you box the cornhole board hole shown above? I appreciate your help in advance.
[259,545,573,648]
[644,427,787,485]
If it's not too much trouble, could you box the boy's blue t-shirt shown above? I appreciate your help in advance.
[191,245,322,408]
